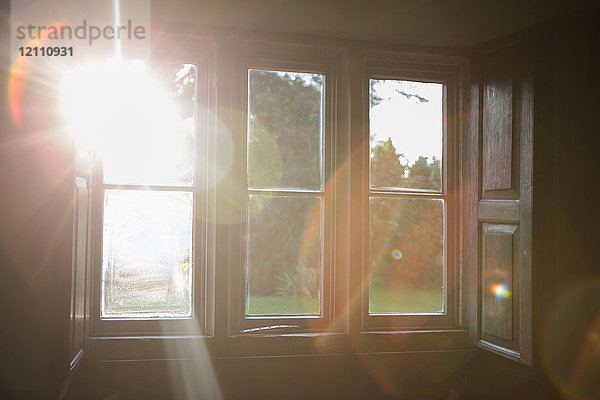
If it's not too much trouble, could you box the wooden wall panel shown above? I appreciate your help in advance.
[482,46,515,193]
[481,223,517,343]
[472,37,533,366]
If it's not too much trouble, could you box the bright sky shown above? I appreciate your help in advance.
[370,80,443,165]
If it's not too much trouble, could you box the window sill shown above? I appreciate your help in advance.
[86,329,470,361]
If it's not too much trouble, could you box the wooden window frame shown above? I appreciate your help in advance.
[361,60,461,331]
[81,32,477,360]
[226,41,349,335]
[89,36,217,337]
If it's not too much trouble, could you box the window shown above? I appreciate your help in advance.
[246,69,325,318]
[99,62,197,321]
[79,45,215,336]
[74,35,470,354]
[226,43,347,335]
[362,62,459,331]
[367,78,449,327]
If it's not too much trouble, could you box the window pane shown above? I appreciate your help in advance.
[102,62,197,186]
[248,69,324,191]
[246,195,322,316]
[102,190,193,318]
[369,197,444,314]
[370,79,443,191]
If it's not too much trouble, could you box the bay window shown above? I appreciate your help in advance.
[75,34,478,358]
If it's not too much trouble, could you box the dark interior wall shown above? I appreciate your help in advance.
[149,0,595,47]
[72,352,474,400]
[0,0,75,395]
[0,36,74,400]
[542,13,600,400]
[549,14,600,293]
[0,3,46,397]
[1,1,599,399]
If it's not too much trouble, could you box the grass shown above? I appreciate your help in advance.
[369,286,443,313]
[105,287,443,317]
[246,287,443,316]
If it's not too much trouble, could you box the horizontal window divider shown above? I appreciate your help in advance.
[248,189,324,196]
[99,316,196,321]
[244,315,322,321]
[368,312,446,317]
[102,184,197,192]
[367,71,452,86]
[368,190,446,199]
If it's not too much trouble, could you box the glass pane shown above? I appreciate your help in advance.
[369,197,444,314]
[246,195,322,316]
[248,69,324,191]
[102,62,197,186]
[370,79,443,191]
[102,190,193,318]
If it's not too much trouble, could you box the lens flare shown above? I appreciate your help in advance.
[8,21,68,127]
[542,279,600,400]
[490,283,510,300]
[390,249,403,260]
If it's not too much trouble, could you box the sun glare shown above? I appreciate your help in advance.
[490,283,510,300]
[60,59,191,185]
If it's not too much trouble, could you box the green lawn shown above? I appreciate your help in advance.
[246,287,443,316]
[369,286,443,313]
[105,287,443,317]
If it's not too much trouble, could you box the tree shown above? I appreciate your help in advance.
[369,141,443,291]
[404,155,441,191]
[248,70,322,189]
[371,138,406,188]
[247,71,444,296]
[247,70,323,297]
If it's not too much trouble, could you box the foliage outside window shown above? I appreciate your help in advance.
[246,69,325,317]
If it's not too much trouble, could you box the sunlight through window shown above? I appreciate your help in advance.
[368,79,446,315]
[246,69,325,317]
[62,59,198,319]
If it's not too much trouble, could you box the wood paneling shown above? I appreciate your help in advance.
[478,200,519,221]
[71,351,473,400]
[481,223,517,342]
[472,36,533,366]
[482,47,514,192]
